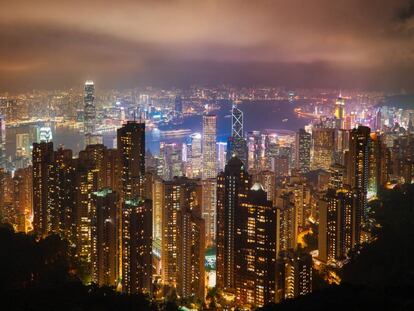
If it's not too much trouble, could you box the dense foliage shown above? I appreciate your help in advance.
[0,224,159,311]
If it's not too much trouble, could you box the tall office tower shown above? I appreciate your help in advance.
[318,188,356,263]
[334,93,345,129]
[216,156,250,291]
[162,177,205,300]
[202,178,217,247]
[160,142,183,180]
[235,183,276,307]
[189,133,202,178]
[253,170,276,202]
[0,115,6,169]
[12,167,33,232]
[347,126,370,243]
[217,142,227,172]
[295,129,311,174]
[311,127,335,170]
[275,250,312,302]
[32,141,54,237]
[48,148,76,240]
[122,198,152,294]
[232,101,243,138]
[91,188,119,287]
[202,114,217,179]
[84,80,96,145]
[117,121,145,200]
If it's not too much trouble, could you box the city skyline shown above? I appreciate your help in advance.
[1,1,414,310]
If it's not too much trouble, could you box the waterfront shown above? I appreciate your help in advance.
[5,99,311,159]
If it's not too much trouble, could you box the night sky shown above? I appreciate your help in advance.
[0,0,413,91]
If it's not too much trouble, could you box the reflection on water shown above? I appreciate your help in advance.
[5,100,310,159]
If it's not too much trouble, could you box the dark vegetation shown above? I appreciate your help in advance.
[0,224,163,311]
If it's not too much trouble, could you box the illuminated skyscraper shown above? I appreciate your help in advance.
[32,141,54,236]
[235,183,276,307]
[295,128,311,174]
[334,93,345,129]
[84,80,96,145]
[318,188,356,263]
[162,177,205,300]
[347,126,370,243]
[48,148,76,240]
[202,114,217,179]
[231,101,243,138]
[216,157,250,291]
[122,198,152,294]
[91,188,119,287]
[117,121,145,200]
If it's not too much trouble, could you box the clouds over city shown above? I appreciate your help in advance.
[0,0,413,91]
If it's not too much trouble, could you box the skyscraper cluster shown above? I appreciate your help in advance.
[1,88,414,310]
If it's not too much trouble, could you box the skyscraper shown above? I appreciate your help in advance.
[32,141,54,236]
[91,188,119,287]
[318,188,356,263]
[235,183,276,307]
[162,177,205,300]
[347,126,370,243]
[295,128,311,174]
[216,156,250,291]
[84,80,96,145]
[202,114,217,179]
[231,101,243,138]
[334,93,345,129]
[117,121,145,200]
[122,198,152,294]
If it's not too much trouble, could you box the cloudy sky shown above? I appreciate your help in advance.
[0,0,413,92]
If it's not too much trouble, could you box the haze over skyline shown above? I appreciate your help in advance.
[1,0,414,92]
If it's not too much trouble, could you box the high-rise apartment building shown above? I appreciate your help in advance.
[32,141,54,236]
[162,177,205,300]
[91,188,119,287]
[117,121,145,200]
[235,183,276,307]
